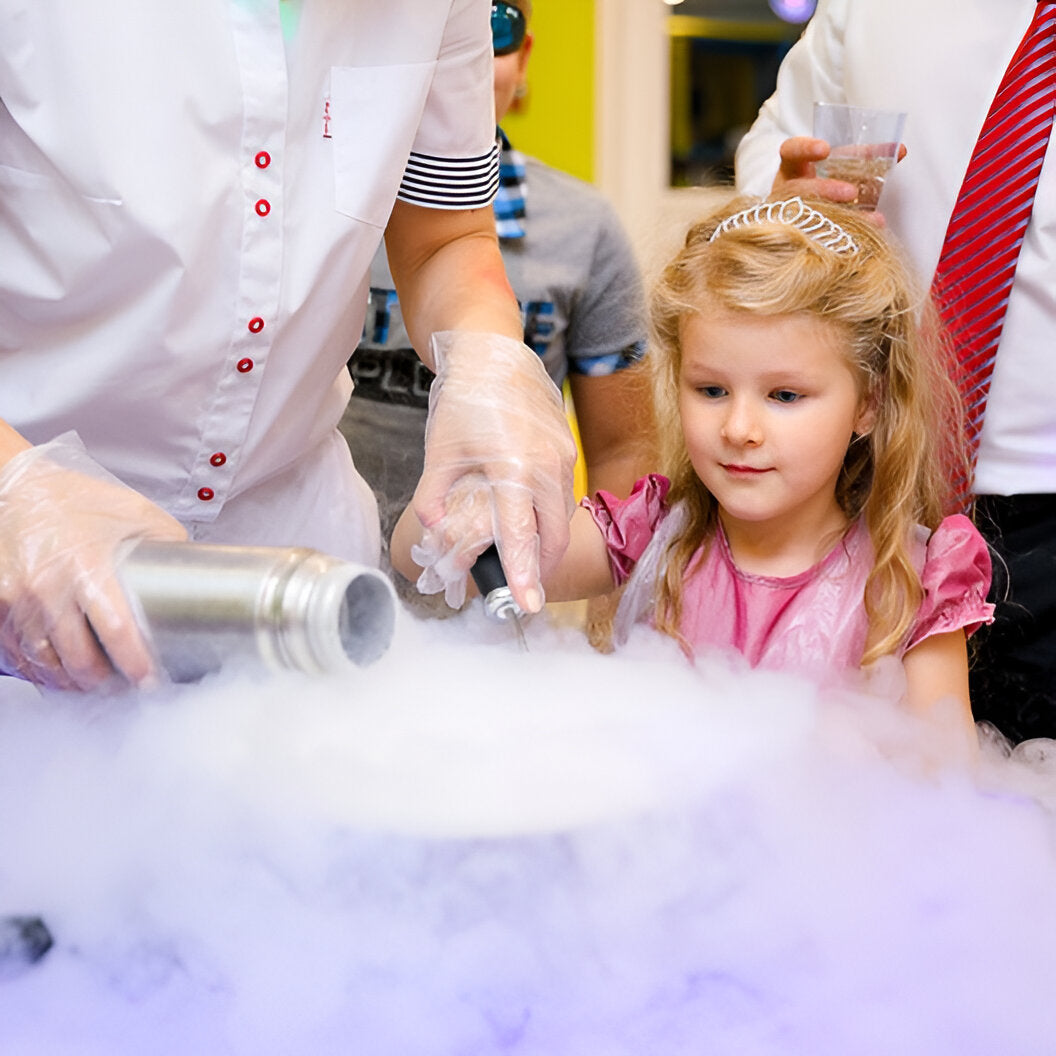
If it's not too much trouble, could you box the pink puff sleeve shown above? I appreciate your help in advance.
[906,514,995,651]
[580,474,671,585]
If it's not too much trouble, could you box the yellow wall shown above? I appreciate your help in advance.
[500,0,596,184]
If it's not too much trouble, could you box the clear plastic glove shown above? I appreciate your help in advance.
[0,432,187,691]
[411,331,577,613]
[411,471,495,610]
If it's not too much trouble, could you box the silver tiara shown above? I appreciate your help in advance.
[708,197,859,255]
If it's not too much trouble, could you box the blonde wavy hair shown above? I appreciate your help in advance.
[649,195,967,665]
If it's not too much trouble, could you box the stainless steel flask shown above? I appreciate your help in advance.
[118,541,397,682]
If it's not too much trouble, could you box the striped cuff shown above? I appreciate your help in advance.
[396,143,501,210]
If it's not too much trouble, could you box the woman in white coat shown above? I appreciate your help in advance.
[0,0,574,690]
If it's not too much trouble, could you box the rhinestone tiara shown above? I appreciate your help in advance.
[708,196,859,255]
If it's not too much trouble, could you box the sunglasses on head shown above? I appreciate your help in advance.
[491,1,527,56]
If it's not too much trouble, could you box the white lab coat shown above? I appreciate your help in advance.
[735,0,1056,497]
[0,0,498,562]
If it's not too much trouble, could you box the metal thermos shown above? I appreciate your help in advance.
[118,540,397,682]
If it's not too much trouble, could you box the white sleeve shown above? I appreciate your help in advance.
[399,0,499,210]
[734,0,851,197]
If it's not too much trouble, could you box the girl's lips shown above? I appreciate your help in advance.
[722,463,771,475]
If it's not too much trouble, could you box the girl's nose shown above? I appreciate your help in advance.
[721,398,763,446]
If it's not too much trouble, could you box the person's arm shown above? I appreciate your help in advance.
[384,200,523,360]
[391,502,614,605]
[902,629,979,757]
[566,367,653,652]
[384,200,577,616]
[569,366,654,500]
[899,514,994,758]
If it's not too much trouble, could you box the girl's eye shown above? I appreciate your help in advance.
[698,385,726,399]
[770,389,801,404]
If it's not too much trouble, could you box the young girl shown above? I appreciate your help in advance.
[393,196,993,724]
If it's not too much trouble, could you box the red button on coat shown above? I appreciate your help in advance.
[255,198,270,217]
[197,487,215,502]
[237,358,254,373]
[210,452,227,467]
[255,151,271,169]
[248,317,264,333]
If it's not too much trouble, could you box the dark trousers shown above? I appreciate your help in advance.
[970,494,1056,743]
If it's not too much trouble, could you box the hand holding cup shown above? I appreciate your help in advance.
[812,103,907,211]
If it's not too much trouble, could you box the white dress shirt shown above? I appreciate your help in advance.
[735,0,1056,496]
[0,0,498,563]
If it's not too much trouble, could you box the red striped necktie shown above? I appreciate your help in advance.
[931,0,1056,509]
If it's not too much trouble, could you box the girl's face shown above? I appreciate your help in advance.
[678,306,873,548]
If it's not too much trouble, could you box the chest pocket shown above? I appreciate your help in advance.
[329,61,436,229]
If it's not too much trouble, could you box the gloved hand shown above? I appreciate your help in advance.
[411,331,577,612]
[0,432,187,691]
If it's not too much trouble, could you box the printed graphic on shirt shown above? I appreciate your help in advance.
[363,290,556,361]
[351,347,435,409]
[521,300,555,358]
[365,288,400,344]
[353,288,641,407]
[354,291,557,408]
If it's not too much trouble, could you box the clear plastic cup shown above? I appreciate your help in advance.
[812,102,907,211]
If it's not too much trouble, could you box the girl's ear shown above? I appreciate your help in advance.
[854,386,879,437]
[854,406,877,437]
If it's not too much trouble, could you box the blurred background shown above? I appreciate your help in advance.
[501,0,816,270]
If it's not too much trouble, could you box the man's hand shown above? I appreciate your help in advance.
[772,135,861,202]
[772,135,907,217]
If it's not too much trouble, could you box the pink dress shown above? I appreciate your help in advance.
[584,475,995,681]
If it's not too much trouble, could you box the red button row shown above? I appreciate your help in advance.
[197,452,229,502]
[206,152,270,502]
[247,147,269,354]
[244,316,263,373]
[255,150,272,214]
